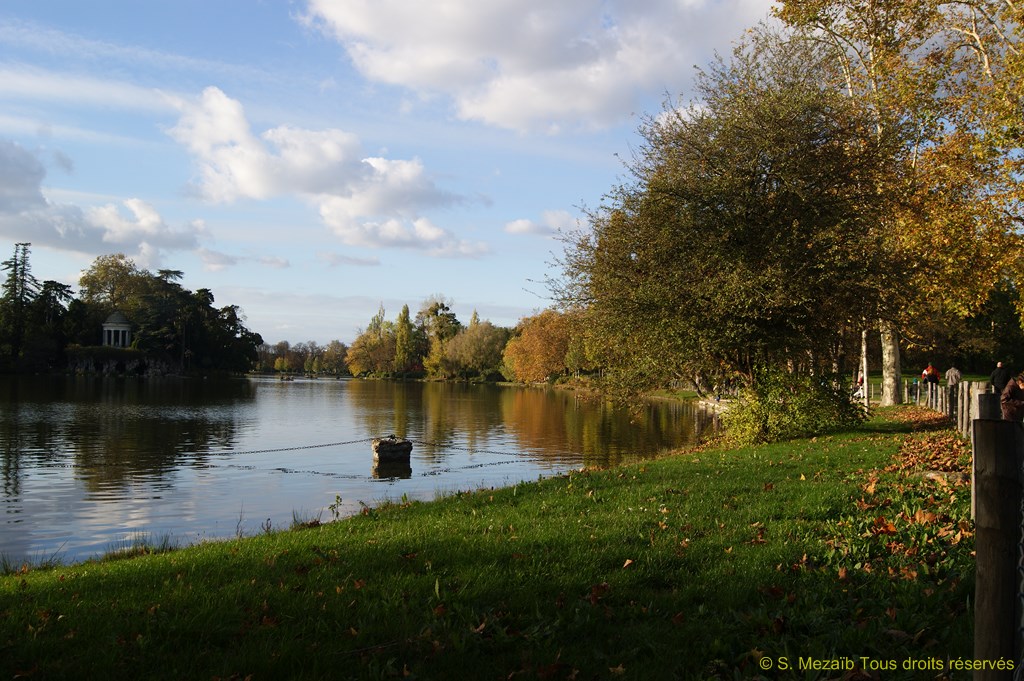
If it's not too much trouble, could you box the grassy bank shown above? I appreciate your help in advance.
[0,407,973,680]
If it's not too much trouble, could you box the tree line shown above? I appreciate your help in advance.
[0,244,263,374]
[259,298,581,384]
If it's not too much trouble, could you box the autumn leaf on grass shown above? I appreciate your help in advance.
[622,559,634,569]
[588,582,611,604]
[748,525,768,545]
[871,516,898,536]
[908,509,939,525]
[855,497,875,511]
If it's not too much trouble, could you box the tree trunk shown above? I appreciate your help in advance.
[860,329,870,409]
[879,320,902,406]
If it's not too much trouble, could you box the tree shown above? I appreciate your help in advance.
[557,27,898,398]
[393,304,416,374]
[935,1,1024,321]
[77,254,147,314]
[415,296,461,378]
[346,304,396,376]
[774,0,1023,404]
[33,280,74,329]
[76,254,263,373]
[444,320,510,379]
[320,340,350,376]
[502,310,573,383]
[0,243,39,363]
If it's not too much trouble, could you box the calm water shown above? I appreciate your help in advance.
[0,376,714,564]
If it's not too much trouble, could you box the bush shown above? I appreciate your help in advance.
[723,367,867,445]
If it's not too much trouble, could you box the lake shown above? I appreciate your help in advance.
[0,376,715,565]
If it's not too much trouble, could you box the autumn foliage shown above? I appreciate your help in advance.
[501,309,572,383]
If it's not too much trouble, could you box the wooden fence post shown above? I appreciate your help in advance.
[974,393,1003,522]
[972,415,1023,677]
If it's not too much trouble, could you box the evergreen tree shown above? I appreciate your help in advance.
[394,304,415,374]
[0,243,40,364]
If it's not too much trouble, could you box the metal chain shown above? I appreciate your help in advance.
[407,439,524,458]
[30,436,538,471]
[223,437,376,456]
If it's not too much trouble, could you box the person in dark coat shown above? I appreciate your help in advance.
[1001,373,1024,421]
[991,361,1011,394]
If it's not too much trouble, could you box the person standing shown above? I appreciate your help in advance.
[1001,372,1024,421]
[991,361,1011,394]
[945,365,962,387]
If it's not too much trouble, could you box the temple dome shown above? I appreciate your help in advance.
[104,311,130,325]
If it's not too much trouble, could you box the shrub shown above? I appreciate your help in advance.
[723,367,866,445]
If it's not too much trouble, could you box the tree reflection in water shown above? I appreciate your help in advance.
[0,376,713,564]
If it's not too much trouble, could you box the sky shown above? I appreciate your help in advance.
[0,0,774,345]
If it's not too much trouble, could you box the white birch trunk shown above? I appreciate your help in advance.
[879,320,902,406]
[861,329,870,409]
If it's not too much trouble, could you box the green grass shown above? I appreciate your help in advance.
[0,407,974,680]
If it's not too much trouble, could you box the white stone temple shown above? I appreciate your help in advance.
[101,311,132,348]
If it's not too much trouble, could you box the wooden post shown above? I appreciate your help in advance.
[972,416,1023,677]
[974,393,1003,522]
[958,382,969,437]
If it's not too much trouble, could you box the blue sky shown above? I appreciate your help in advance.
[0,0,773,345]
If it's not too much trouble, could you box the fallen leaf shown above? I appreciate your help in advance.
[871,516,898,536]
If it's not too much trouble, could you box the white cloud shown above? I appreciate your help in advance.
[319,251,381,267]
[259,256,290,269]
[0,138,202,268]
[0,18,273,84]
[302,0,775,132]
[169,86,482,257]
[197,248,239,272]
[0,64,172,112]
[0,112,155,147]
[197,248,291,272]
[505,209,577,236]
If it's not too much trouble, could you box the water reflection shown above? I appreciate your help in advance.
[0,376,714,564]
[0,376,255,495]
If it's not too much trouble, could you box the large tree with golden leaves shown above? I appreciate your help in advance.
[775,0,1022,402]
